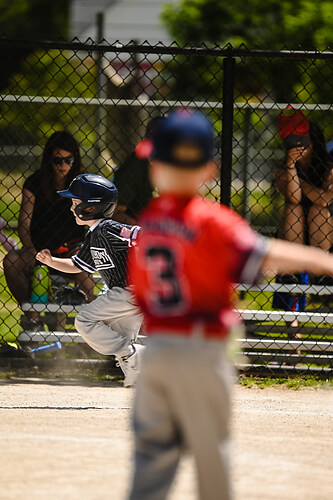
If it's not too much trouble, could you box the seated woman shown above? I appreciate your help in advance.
[3,131,95,330]
[273,108,333,351]
[275,119,333,253]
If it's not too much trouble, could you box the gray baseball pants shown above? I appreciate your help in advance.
[129,333,233,500]
[74,286,143,358]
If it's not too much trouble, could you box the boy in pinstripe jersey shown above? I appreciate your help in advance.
[36,174,144,387]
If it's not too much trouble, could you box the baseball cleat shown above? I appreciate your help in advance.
[117,344,145,388]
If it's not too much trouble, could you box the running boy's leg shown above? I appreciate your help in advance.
[75,287,143,357]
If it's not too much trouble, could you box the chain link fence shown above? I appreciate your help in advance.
[1,38,333,374]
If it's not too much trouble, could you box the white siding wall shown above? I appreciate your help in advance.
[70,0,178,44]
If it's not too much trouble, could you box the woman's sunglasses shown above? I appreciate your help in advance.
[52,155,74,166]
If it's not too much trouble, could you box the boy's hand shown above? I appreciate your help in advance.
[36,249,53,266]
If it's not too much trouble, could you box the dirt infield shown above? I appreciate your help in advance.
[0,378,332,500]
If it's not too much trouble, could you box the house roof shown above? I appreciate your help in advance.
[70,0,178,45]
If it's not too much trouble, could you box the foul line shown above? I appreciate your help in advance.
[0,405,130,410]
[0,432,123,443]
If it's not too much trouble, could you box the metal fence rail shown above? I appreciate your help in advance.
[1,38,333,373]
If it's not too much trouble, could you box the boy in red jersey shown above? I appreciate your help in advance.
[128,109,333,500]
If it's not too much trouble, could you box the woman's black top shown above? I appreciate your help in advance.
[23,171,85,252]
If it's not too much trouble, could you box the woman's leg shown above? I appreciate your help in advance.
[276,203,306,359]
[277,202,305,243]
[3,248,38,321]
[307,204,333,251]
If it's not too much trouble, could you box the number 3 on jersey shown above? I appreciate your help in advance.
[144,241,189,316]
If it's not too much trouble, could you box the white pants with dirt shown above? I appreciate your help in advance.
[129,334,234,500]
[74,286,143,358]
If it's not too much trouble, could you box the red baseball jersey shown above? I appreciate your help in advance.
[129,194,268,339]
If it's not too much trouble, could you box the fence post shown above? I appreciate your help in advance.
[241,107,252,222]
[220,55,235,207]
[95,12,108,172]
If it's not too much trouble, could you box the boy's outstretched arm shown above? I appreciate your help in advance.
[36,249,82,274]
[261,239,333,277]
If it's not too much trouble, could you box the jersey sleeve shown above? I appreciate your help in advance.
[71,235,96,273]
[235,231,269,284]
[214,206,269,285]
[102,220,140,247]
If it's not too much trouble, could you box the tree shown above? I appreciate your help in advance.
[0,0,70,91]
[161,0,333,103]
[0,49,96,145]
[162,0,333,50]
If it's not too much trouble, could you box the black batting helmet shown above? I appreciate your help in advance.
[58,173,118,221]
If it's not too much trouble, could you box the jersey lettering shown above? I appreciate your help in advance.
[91,247,115,270]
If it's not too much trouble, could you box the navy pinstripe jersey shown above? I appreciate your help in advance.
[72,219,140,289]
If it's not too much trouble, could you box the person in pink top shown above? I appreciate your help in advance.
[127,109,333,500]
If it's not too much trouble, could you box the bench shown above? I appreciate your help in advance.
[233,283,333,369]
[18,279,333,369]
[18,273,105,358]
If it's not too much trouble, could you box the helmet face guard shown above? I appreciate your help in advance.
[74,201,117,221]
[58,173,118,221]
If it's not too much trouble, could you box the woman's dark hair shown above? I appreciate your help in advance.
[40,131,83,200]
[308,122,330,186]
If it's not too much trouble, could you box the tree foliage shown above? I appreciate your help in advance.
[0,0,69,90]
[162,0,333,50]
[161,0,333,103]
[0,49,97,145]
